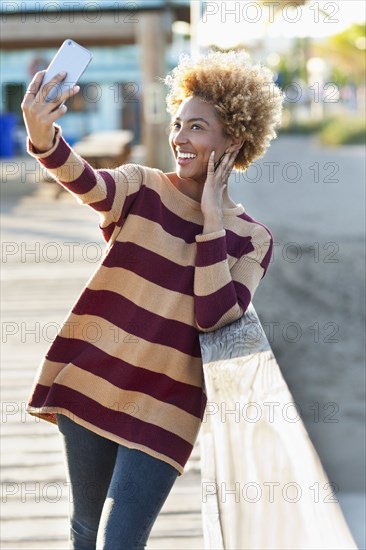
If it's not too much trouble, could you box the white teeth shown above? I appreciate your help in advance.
[178,153,196,159]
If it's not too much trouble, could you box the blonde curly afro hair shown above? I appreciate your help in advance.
[163,49,284,171]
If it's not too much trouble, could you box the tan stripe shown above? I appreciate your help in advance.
[221,215,268,238]
[222,216,273,248]
[227,254,237,269]
[87,265,195,326]
[194,261,232,296]
[50,154,143,228]
[142,168,205,225]
[76,170,107,205]
[49,150,106,207]
[33,358,66,388]
[116,215,198,266]
[58,312,203,387]
[55,365,200,443]
[248,226,272,262]
[98,164,143,228]
[232,256,265,294]
[197,302,243,332]
[49,151,83,184]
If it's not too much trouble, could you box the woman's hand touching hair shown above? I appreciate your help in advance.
[200,149,239,234]
[21,70,80,153]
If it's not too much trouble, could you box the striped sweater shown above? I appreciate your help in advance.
[26,125,273,474]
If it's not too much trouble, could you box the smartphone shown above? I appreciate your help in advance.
[42,39,93,102]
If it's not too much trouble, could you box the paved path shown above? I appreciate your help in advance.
[1,183,203,549]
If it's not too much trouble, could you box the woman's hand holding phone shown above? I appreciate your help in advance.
[21,70,80,153]
[22,39,92,152]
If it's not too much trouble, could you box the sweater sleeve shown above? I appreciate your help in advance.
[194,224,273,332]
[27,125,143,243]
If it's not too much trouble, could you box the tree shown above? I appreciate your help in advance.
[312,23,366,86]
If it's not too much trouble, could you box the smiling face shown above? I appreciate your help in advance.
[169,96,233,187]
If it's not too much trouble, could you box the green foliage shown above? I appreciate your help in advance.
[280,115,365,145]
[318,116,366,146]
[276,23,365,88]
[278,118,326,135]
[313,23,366,85]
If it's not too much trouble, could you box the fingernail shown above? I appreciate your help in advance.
[59,71,67,77]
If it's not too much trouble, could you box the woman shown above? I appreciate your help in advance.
[22,50,283,549]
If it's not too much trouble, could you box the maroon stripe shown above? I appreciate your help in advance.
[89,170,116,212]
[123,186,203,244]
[260,233,273,275]
[104,241,195,295]
[60,161,97,195]
[196,234,227,267]
[238,214,273,273]
[45,337,203,418]
[239,211,261,225]
[250,235,272,264]
[90,198,111,212]
[28,383,49,406]
[239,211,273,241]
[195,281,242,330]
[119,188,141,222]
[40,135,71,169]
[233,280,252,313]
[34,384,193,466]
[225,229,253,259]
[100,187,142,243]
[99,222,115,242]
[71,288,201,357]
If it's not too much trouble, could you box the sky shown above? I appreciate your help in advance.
[196,1,366,48]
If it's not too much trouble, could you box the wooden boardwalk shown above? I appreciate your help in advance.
[1,179,203,549]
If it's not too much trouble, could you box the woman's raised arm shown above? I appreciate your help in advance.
[22,71,143,243]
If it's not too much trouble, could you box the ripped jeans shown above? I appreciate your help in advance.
[56,413,179,550]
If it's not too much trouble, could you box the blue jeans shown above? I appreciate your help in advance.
[56,413,179,550]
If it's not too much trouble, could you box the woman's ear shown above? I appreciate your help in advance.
[225,138,246,153]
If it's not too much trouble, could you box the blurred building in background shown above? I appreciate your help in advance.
[0,0,192,169]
